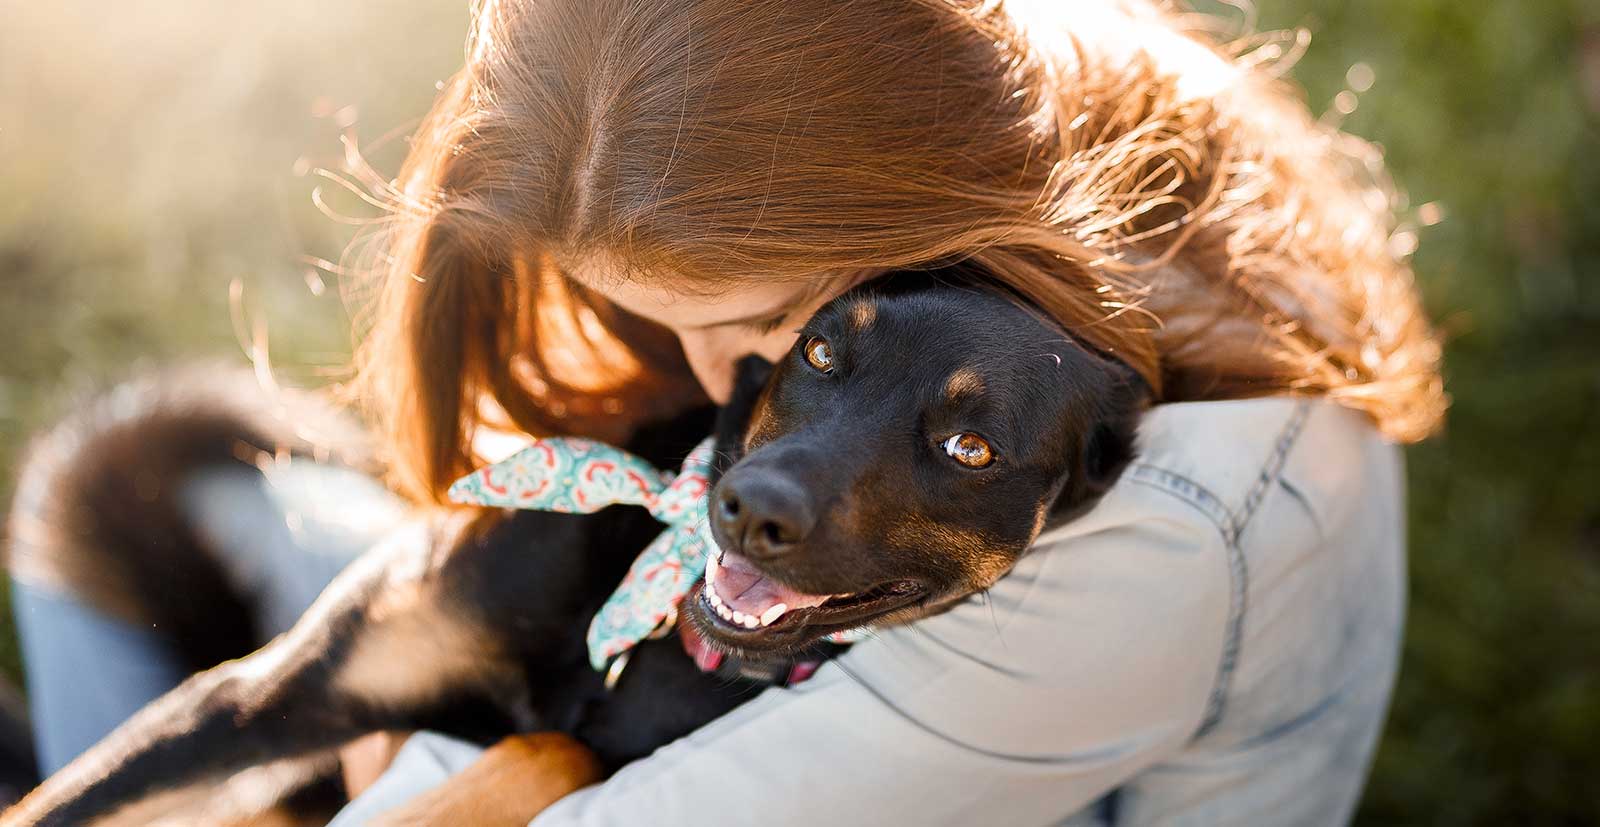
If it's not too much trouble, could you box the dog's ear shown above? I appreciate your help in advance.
[727,355,776,412]
[1050,360,1149,522]
[1079,403,1141,497]
[710,355,776,480]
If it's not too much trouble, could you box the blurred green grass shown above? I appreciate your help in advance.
[0,0,467,699]
[1,1,1596,822]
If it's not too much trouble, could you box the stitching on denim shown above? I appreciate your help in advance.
[1122,463,1238,738]
[1195,400,1313,735]
[1195,528,1248,735]
[1227,401,1312,544]
[1124,464,1235,536]
[1117,402,1317,739]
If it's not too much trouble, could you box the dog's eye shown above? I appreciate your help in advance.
[942,433,994,469]
[803,337,834,373]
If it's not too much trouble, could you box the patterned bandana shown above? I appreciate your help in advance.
[447,436,719,670]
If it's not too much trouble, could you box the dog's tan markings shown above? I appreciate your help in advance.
[847,300,877,332]
[366,576,427,624]
[332,602,501,710]
[741,377,782,452]
[967,549,1019,592]
[323,514,512,710]
[74,753,336,827]
[1031,500,1050,539]
[830,493,867,537]
[884,514,1013,586]
[372,733,602,827]
[943,368,985,403]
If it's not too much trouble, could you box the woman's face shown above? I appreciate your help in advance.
[567,259,878,403]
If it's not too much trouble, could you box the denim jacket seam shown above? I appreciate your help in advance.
[1120,466,1236,740]
[1225,401,1313,545]
[1125,400,1314,739]
[1123,466,1234,537]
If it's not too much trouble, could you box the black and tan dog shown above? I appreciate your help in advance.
[1,269,1148,826]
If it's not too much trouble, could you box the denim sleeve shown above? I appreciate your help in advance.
[526,484,1231,827]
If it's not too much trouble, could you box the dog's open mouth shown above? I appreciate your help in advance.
[691,549,926,651]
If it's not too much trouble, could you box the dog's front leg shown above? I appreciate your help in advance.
[2,513,520,827]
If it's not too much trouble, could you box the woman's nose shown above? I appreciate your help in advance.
[676,330,737,404]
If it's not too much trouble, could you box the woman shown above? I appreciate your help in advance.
[9,0,1443,824]
[324,0,1445,822]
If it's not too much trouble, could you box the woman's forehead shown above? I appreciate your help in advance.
[562,253,856,328]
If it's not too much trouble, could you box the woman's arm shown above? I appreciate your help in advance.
[326,477,1231,827]
[532,484,1231,827]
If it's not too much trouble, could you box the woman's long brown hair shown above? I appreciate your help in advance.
[351,0,1446,504]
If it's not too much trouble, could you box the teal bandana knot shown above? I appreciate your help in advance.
[447,436,718,670]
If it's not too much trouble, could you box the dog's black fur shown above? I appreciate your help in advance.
[2,270,1148,826]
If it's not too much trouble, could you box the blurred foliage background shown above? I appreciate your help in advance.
[1,0,1595,822]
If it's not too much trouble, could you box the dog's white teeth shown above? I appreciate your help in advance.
[759,604,788,627]
[705,559,788,630]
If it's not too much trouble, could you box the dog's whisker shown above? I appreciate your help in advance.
[983,588,1006,644]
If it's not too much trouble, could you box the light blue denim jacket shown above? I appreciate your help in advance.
[329,396,1407,827]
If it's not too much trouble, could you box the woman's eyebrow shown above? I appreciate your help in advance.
[690,287,816,330]
[695,306,791,329]
[691,269,876,330]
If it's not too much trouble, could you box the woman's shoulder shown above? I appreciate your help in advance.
[825,397,1401,762]
[1010,393,1400,650]
[1101,396,1401,545]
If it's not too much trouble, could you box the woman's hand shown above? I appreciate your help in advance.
[340,730,415,798]
[369,733,603,827]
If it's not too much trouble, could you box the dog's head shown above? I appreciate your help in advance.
[688,273,1149,657]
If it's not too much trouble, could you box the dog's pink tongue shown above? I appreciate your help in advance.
[711,550,832,617]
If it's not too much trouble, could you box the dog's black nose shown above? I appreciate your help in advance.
[714,471,816,559]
